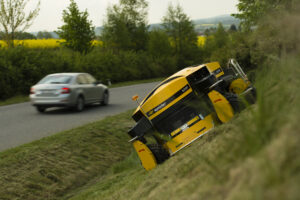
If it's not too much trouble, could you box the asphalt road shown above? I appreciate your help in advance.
[0,82,159,151]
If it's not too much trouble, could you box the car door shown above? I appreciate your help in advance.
[76,74,92,103]
[84,73,103,102]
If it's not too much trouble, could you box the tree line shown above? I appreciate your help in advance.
[0,0,299,100]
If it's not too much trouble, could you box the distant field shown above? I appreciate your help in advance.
[0,39,103,48]
[0,37,205,48]
[197,36,206,46]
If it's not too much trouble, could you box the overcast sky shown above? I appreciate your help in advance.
[26,0,239,32]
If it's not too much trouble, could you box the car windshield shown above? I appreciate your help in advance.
[38,75,73,84]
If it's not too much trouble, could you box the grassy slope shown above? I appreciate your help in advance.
[1,57,299,200]
[0,111,134,200]
[70,56,300,200]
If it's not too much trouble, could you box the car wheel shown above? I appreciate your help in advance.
[101,91,109,106]
[75,96,85,112]
[36,106,46,113]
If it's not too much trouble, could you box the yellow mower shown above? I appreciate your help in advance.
[128,59,256,171]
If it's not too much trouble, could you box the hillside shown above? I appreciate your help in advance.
[95,14,239,36]
[68,56,300,200]
[193,14,239,25]
[0,55,298,200]
[28,15,238,37]
[193,14,240,34]
[0,112,134,200]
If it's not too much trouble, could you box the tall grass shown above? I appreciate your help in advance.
[70,55,300,200]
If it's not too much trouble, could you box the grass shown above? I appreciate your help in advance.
[0,110,135,200]
[0,78,163,107]
[0,95,29,106]
[1,56,299,200]
[68,56,300,200]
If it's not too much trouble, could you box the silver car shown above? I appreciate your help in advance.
[30,73,109,113]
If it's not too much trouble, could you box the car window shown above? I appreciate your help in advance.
[38,75,72,84]
[76,74,88,84]
[84,74,96,84]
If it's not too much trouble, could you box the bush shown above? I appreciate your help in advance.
[0,46,179,100]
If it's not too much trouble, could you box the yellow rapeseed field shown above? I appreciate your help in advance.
[0,39,103,48]
[0,37,202,48]
[197,36,206,46]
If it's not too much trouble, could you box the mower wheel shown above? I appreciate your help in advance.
[250,87,257,103]
[147,144,169,164]
[224,93,241,113]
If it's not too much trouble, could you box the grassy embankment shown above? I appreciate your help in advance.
[69,56,300,200]
[0,56,299,200]
[0,111,135,200]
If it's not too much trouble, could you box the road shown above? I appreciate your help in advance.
[0,82,159,151]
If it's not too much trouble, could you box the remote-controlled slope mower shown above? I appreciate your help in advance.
[128,59,256,171]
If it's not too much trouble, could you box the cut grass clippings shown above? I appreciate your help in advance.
[0,110,135,200]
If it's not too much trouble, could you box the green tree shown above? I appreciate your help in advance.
[147,28,176,75]
[229,24,237,32]
[147,29,172,59]
[162,4,198,68]
[37,31,53,39]
[0,31,36,39]
[214,23,229,48]
[202,23,231,65]
[0,0,40,47]
[57,0,95,54]
[102,0,148,51]
[233,0,297,30]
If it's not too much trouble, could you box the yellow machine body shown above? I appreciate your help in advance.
[208,90,234,123]
[229,78,251,94]
[132,140,157,171]
[165,114,215,155]
[139,77,192,120]
[133,61,225,118]
[129,59,255,171]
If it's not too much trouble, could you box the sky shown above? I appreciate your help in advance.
[26,0,239,32]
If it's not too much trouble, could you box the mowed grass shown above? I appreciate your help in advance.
[0,111,135,200]
[69,56,300,200]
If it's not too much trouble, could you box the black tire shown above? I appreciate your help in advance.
[250,87,257,103]
[223,93,241,113]
[147,144,170,164]
[36,106,46,113]
[74,96,85,112]
[101,90,109,106]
